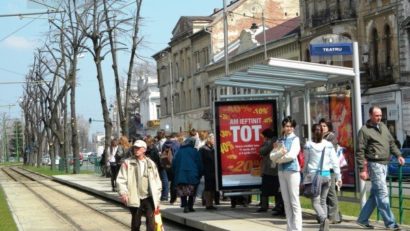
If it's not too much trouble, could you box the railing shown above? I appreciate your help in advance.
[384,165,410,224]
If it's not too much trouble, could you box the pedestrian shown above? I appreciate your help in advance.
[116,136,131,163]
[273,116,302,231]
[199,133,218,210]
[257,128,284,215]
[162,133,180,203]
[144,136,162,171]
[356,106,405,230]
[319,118,343,224]
[116,140,162,231]
[304,124,342,231]
[172,137,203,213]
[108,138,119,192]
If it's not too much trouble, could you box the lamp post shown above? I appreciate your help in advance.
[161,52,174,132]
[168,55,174,132]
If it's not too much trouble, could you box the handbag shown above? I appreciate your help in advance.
[154,209,165,231]
[303,147,325,198]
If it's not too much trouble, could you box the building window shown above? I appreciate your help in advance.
[205,85,210,106]
[164,97,168,115]
[372,28,379,79]
[194,51,200,71]
[384,25,392,68]
[197,88,201,108]
[305,48,311,62]
[174,93,180,113]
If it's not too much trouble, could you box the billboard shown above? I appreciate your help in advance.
[214,100,277,190]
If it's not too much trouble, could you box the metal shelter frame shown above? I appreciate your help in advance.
[214,42,367,206]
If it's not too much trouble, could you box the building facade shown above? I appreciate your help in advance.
[153,0,300,133]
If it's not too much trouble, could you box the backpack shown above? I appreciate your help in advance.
[160,146,173,169]
[297,149,305,170]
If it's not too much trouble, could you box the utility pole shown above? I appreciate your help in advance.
[15,123,19,162]
[223,0,229,77]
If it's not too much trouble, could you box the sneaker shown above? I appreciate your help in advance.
[356,222,375,229]
[323,218,330,231]
[387,225,401,231]
[206,206,217,210]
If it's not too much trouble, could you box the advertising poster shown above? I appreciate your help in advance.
[329,95,355,186]
[215,100,277,190]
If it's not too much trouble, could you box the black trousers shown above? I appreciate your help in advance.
[129,197,155,231]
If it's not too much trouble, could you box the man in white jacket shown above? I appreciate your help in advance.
[117,140,162,231]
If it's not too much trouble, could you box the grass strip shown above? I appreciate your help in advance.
[0,185,18,231]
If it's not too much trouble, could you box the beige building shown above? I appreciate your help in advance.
[297,0,410,143]
[152,0,300,133]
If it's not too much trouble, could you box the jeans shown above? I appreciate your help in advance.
[312,177,330,222]
[159,169,169,200]
[327,172,341,222]
[357,162,397,228]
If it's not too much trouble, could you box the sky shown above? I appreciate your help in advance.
[0,0,221,134]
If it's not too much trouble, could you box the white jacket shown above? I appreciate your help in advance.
[116,157,162,208]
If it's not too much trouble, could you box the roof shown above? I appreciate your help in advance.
[215,57,355,93]
[255,17,300,44]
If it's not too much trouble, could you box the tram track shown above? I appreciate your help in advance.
[1,166,130,231]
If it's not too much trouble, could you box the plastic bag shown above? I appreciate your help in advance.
[154,209,164,231]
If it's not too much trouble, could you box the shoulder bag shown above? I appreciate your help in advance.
[303,147,326,198]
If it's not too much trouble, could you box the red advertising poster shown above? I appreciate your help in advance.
[329,95,355,186]
[215,100,277,190]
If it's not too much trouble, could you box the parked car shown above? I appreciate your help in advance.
[47,155,60,166]
[388,148,410,179]
[42,154,50,165]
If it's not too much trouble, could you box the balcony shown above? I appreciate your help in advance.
[366,63,394,87]
[311,8,356,27]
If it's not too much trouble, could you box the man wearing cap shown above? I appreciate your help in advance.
[117,140,162,231]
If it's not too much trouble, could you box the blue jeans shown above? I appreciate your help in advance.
[357,162,397,228]
[159,169,169,200]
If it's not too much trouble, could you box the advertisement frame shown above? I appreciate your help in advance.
[214,99,277,191]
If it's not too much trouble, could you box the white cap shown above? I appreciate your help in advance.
[133,140,147,149]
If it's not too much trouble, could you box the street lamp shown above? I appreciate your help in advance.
[161,52,174,132]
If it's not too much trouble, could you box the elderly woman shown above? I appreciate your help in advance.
[172,137,203,213]
[303,124,342,231]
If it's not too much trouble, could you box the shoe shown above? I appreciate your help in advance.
[329,219,342,224]
[183,206,189,213]
[189,207,195,212]
[322,218,330,231]
[206,206,217,210]
[256,208,267,212]
[271,210,285,216]
[356,222,375,229]
[387,225,401,231]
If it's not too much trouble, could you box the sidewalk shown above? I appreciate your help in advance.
[52,173,409,231]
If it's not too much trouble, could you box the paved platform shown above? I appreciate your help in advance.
[52,173,410,231]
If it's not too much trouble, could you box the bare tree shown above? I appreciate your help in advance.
[102,0,144,136]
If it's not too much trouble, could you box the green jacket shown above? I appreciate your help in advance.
[356,120,402,171]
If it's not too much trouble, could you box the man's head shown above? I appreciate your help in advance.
[369,106,382,125]
[133,140,147,159]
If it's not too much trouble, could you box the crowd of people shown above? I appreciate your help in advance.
[99,105,405,231]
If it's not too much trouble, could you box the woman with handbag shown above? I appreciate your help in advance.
[303,124,342,231]
[270,116,302,231]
